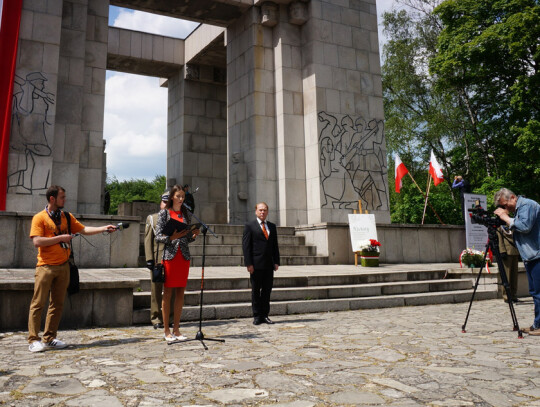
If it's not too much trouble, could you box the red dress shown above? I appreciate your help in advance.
[163,210,190,288]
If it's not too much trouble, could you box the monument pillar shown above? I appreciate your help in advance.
[226,7,279,224]
[273,3,308,226]
[302,0,390,224]
[6,0,63,211]
[6,0,108,213]
[167,65,227,223]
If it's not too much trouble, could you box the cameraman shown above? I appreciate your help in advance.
[494,188,540,335]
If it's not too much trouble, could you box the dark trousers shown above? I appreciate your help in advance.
[250,269,274,319]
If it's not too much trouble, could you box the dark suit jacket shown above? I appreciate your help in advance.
[242,219,280,270]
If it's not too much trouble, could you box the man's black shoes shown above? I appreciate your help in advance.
[253,317,274,325]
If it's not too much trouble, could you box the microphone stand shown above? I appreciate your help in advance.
[168,204,224,350]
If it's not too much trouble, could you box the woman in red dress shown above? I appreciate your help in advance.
[155,185,200,341]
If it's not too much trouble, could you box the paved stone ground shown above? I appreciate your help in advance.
[1,299,539,407]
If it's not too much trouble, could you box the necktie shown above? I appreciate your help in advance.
[261,221,269,240]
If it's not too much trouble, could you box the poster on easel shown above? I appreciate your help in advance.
[348,214,377,252]
[463,193,488,250]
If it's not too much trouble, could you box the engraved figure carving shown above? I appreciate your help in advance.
[8,72,54,193]
[318,111,388,211]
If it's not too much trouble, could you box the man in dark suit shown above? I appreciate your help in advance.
[242,202,280,325]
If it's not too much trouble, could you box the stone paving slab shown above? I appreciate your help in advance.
[1,299,539,406]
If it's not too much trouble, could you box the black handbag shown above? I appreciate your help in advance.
[152,262,165,283]
[151,240,165,283]
[65,211,80,295]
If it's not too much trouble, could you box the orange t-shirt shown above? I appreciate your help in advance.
[30,210,85,266]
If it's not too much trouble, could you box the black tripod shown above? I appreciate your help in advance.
[168,210,224,350]
[461,224,523,338]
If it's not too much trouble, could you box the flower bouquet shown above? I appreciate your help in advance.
[358,239,381,267]
[459,248,491,269]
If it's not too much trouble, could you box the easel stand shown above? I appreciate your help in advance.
[461,225,523,338]
[354,200,367,267]
[168,213,224,350]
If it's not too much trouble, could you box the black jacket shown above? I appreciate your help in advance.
[242,219,280,270]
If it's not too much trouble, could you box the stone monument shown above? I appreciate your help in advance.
[3,0,389,226]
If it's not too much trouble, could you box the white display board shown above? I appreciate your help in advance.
[463,193,488,250]
[348,214,378,252]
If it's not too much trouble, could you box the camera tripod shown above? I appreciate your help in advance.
[461,225,523,338]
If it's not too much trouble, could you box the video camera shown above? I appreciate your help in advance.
[467,200,506,228]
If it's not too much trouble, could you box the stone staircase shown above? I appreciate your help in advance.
[138,223,329,267]
[132,267,498,324]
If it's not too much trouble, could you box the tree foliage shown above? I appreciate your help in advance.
[382,0,540,224]
[105,175,166,215]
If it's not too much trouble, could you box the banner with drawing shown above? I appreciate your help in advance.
[348,214,377,252]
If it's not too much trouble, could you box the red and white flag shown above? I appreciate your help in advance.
[428,150,444,186]
[394,154,409,193]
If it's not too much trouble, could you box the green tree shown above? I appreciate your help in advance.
[431,0,540,196]
[382,0,540,224]
[105,175,166,215]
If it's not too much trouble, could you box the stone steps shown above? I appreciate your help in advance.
[133,289,497,323]
[133,279,473,308]
[137,223,326,267]
[132,267,496,324]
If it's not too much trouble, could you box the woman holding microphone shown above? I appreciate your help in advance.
[155,184,200,341]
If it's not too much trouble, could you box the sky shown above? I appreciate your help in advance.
[104,1,398,181]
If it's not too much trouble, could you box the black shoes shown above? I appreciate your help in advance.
[253,317,274,325]
[153,323,164,329]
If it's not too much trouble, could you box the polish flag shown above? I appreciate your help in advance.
[429,150,445,186]
[394,154,409,193]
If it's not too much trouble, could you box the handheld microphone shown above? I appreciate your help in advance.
[115,222,130,231]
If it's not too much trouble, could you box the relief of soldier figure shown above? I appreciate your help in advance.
[9,72,55,194]
[318,111,388,211]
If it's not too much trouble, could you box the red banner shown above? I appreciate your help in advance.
[0,0,23,210]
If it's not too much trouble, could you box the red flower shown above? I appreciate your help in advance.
[369,239,381,247]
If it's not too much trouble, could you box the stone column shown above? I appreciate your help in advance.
[302,0,390,224]
[6,0,63,211]
[226,7,278,225]
[78,0,108,214]
[273,4,308,226]
[51,0,88,211]
[167,66,227,223]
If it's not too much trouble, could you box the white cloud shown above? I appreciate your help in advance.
[112,8,199,38]
[103,72,167,181]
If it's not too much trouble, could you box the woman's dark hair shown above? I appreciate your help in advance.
[166,184,188,217]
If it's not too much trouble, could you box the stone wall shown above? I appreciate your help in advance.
[0,212,140,268]
[296,223,467,264]
[7,0,108,214]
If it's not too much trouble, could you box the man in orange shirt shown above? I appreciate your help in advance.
[28,185,116,353]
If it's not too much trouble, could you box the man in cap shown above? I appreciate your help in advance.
[145,191,170,329]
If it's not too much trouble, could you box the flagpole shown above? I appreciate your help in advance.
[407,173,445,225]
[422,174,432,225]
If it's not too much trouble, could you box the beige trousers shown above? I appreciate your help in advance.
[28,262,70,343]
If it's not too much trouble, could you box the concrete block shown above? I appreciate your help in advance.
[68,57,85,86]
[18,40,44,71]
[33,13,62,44]
[19,10,34,40]
[130,31,142,59]
[152,35,165,61]
[85,41,107,68]
[81,92,105,131]
[43,43,60,74]
[60,29,86,58]
[92,288,133,326]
